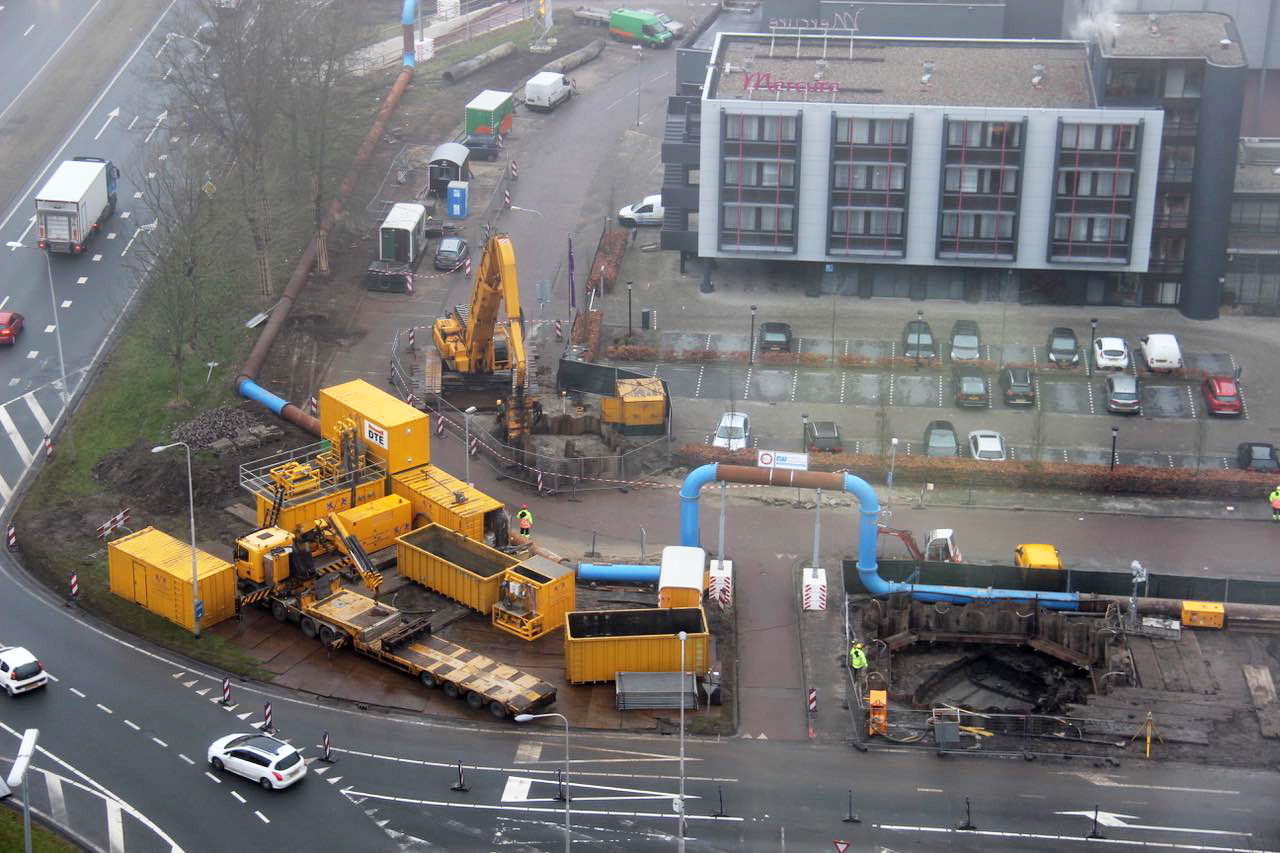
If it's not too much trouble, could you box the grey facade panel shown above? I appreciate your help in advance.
[1182,62,1249,319]
[761,1,1005,37]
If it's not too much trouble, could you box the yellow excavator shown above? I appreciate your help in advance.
[430,234,541,441]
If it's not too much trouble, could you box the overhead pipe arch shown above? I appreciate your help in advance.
[679,464,1079,609]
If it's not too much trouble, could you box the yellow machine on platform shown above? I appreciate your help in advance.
[601,377,668,435]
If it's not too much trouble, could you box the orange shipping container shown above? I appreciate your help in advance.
[107,527,236,631]
[391,464,504,542]
[318,379,429,474]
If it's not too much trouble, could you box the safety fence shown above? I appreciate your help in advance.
[389,329,674,493]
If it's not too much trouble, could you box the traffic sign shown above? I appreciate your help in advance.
[833,842,850,853]
[757,449,808,471]
[194,600,204,621]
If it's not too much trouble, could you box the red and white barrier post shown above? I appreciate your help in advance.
[554,318,563,340]
[5,524,15,549]
[321,730,336,763]
[408,327,416,351]
[307,396,318,416]
[510,160,518,180]
[503,189,511,209]
[469,436,478,456]
[435,413,445,436]
[67,572,79,607]
[263,702,274,734]
[221,677,231,706]
[43,435,53,457]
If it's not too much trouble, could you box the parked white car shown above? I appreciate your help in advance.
[618,194,664,226]
[1138,333,1184,372]
[0,646,48,696]
[1092,336,1131,370]
[208,733,307,790]
[712,412,750,451]
[967,430,1008,462]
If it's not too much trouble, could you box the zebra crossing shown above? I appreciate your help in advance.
[0,382,62,506]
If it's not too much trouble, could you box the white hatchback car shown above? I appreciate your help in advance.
[712,412,750,451]
[1092,336,1131,370]
[0,646,48,696]
[1138,333,1184,372]
[967,430,1008,462]
[208,733,307,790]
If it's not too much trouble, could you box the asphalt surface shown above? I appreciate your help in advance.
[0,1,100,121]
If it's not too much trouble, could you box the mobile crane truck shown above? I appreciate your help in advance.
[233,521,557,719]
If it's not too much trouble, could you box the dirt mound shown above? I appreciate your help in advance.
[170,405,262,450]
[93,438,242,516]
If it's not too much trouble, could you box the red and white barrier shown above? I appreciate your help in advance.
[435,414,446,436]
[510,160,518,180]
[554,319,563,340]
[43,435,53,457]
[536,470,544,494]
[708,560,733,608]
[221,677,231,706]
[6,524,16,549]
[469,436,478,456]
[95,508,132,540]
[807,688,817,713]
[321,730,336,763]
[263,702,274,733]
[802,568,827,611]
[463,256,472,277]
[408,327,416,350]
[69,572,79,600]
[307,396,318,416]
[503,189,511,208]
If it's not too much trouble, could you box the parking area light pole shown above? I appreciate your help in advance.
[627,281,633,337]
[515,713,571,851]
[678,630,688,851]
[915,309,924,370]
[1110,426,1119,471]
[633,45,643,126]
[152,441,200,638]
[463,405,477,485]
[887,436,899,511]
[749,305,757,365]
[1090,317,1099,372]
[4,728,39,853]
[7,242,68,402]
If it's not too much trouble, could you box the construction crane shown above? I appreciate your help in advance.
[430,234,541,441]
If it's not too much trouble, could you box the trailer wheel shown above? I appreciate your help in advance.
[419,672,438,689]
[271,601,288,622]
[488,701,507,720]
[466,691,484,710]
[300,617,318,639]
[319,624,337,645]
[443,681,460,700]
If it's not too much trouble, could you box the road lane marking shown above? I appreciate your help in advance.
[77,276,87,285]
[255,810,270,824]
[1018,793,1046,799]
[23,393,53,433]
[1060,771,1239,795]
[502,777,532,802]
[342,788,743,823]
[60,300,72,308]
[106,800,124,853]
[152,737,168,748]
[0,406,34,465]
[123,719,140,731]
[44,774,68,825]
[182,679,197,687]
[231,791,246,804]
[205,771,221,783]
[514,741,542,764]
[877,824,1268,850]
[44,672,58,682]
[326,746,732,782]
[43,325,55,334]
[68,687,85,698]
[25,350,37,359]
[916,787,943,793]
[96,703,113,714]
[1057,809,1250,837]
[179,754,195,765]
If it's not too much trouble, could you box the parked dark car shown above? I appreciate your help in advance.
[952,367,989,408]
[1104,374,1141,414]
[462,134,501,161]
[948,320,982,362]
[1045,327,1080,366]
[434,236,470,271]
[758,322,793,353]
[923,420,960,457]
[998,366,1035,406]
[902,320,937,360]
[1237,442,1280,472]
[804,420,842,453]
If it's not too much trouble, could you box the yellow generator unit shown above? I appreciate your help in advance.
[601,377,668,435]
[391,464,506,544]
[1013,544,1063,570]
[332,495,413,555]
[492,556,577,641]
[318,379,429,475]
[1181,600,1225,629]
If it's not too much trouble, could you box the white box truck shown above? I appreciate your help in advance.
[35,156,119,255]
[523,71,574,112]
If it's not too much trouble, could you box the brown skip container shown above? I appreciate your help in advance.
[563,607,708,684]
[107,527,236,631]
[396,523,518,614]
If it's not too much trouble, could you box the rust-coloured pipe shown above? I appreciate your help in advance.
[715,464,847,491]
[236,64,415,436]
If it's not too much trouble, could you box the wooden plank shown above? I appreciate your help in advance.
[1150,640,1192,693]
[1108,686,1226,706]
[1081,696,1237,722]
[1174,632,1214,693]
[1127,639,1165,691]
[1242,664,1278,707]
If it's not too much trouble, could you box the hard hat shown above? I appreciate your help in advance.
[855,642,863,649]
[521,504,528,509]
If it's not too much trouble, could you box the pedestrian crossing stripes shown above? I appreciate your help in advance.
[0,382,61,512]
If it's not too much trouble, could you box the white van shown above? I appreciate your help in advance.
[524,72,574,112]
[1138,333,1184,372]
[618,194,664,226]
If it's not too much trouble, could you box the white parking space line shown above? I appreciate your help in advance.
[152,737,168,748]
[205,771,221,784]
[231,790,246,804]
[44,672,58,682]
[68,687,85,698]
[123,719,140,731]
[0,406,34,465]
[96,703,113,714]
[179,753,195,765]
[255,810,270,824]
[106,800,125,853]
[45,773,68,826]
[22,393,53,433]
[0,471,10,501]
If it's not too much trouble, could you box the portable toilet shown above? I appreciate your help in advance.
[446,181,469,219]
[658,545,705,608]
[378,203,429,265]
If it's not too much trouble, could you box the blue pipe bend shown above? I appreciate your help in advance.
[577,563,659,583]
[237,378,286,416]
[677,466,1078,610]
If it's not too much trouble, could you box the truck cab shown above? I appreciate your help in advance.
[233,527,298,586]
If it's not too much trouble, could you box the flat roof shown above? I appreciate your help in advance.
[1099,12,1244,66]
[1235,139,1280,193]
[708,34,1095,109]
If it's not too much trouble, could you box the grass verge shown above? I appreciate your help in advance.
[0,803,81,853]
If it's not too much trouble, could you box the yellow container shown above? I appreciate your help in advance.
[318,379,429,474]
[391,464,503,542]
[492,555,577,641]
[658,545,704,609]
[108,527,236,631]
[257,479,385,533]
[601,377,667,435]
[563,607,708,684]
[1181,600,1225,629]
[1014,543,1063,569]
[334,495,413,554]
[396,523,518,613]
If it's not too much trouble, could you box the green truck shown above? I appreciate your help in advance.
[608,8,673,47]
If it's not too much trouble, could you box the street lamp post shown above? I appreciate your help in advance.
[1110,426,1119,471]
[915,309,924,371]
[627,281,634,338]
[800,412,809,452]
[515,713,571,852]
[1089,317,1099,373]
[633,44,643,126]
[887,436,899,511]
[151,441,201,638]
[7,242,69,402]
[748,305,758,365]
[677,629,688,851]
[463,405,478,485]
[4,729,39,853]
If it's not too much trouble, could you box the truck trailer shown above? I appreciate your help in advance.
[35,157,119,254]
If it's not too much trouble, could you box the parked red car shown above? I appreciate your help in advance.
[1202,375,1242,416]
[0,312,24,345]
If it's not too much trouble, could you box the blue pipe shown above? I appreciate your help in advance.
[678,464,1079,610]
[237,377,286,416]
[402,1,417,67]
[577,563,659,583]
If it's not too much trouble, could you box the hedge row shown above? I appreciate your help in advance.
[606,345,1094,374]
[674,444,1272,500]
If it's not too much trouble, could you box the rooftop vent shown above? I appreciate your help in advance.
[1220,37,1233,49]
[1273,166,1280,176]
[814,57,827,80]
[1148,13,1160,37]
[921,59,935,86]
[1031,63,1046,88]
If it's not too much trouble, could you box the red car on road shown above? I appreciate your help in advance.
[0,312,24,345]
[1202,375,1242,416]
